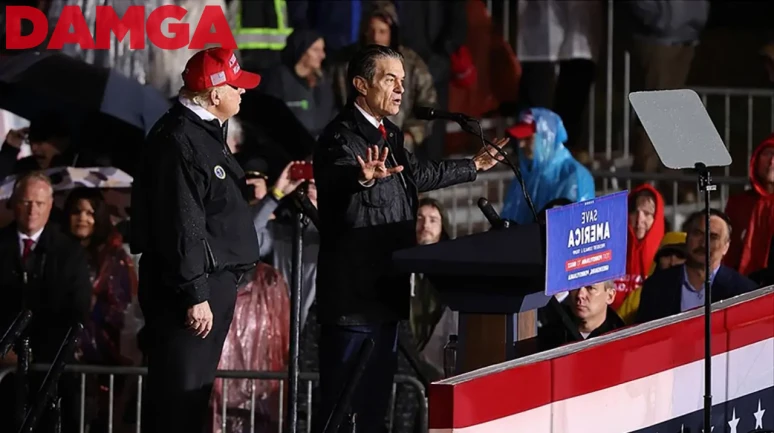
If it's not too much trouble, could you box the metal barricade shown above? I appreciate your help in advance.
[0,365,428,433]
[423,168,748,237]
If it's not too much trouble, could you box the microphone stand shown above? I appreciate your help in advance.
[695,162,716,432]
[0,310,32,357]
[17,323,82,433]
[457,119,539,224]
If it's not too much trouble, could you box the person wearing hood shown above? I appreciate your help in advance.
[616,231,686,324]
[260,29,338,140]
[328,1,437,151]
[612,185,665,310]
[723,135,774,270]
[500,108,595,225]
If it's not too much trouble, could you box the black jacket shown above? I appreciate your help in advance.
[538,304,626,352]
[313,104,476,323]
[0,223,91,362]
[635,265,759,324]
[131,102,260,311]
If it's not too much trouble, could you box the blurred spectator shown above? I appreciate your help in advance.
[212,263,290,433]
[62,187,138,432]
[724,135,774,270]
[448,0,520,120]
[635,210,757,324]
[739,193,774,278]
[260,29,338,139]
[397,0,468,159]
[304,0,375,55]
[227,116,245,155]
[241,155,271,206]
[62,188,136,365]
[538,280,624,351]
[613,185,665,310]
[616,231,686,324]
[624,0,710,175]
[0,172,91,433]
[251,161,319,328]
[516,0,602,159]
[329,1,437,151]
[500,108,595,224]
[410,198,455,379]
[0,114,76,179]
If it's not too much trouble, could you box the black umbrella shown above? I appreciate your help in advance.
[0,51,171,174]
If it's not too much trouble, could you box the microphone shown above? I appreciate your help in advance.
[477,197,507,230]
[414,107,473,123]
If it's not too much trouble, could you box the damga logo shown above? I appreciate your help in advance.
[5,5,236,50]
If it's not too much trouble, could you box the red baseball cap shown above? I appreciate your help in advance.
[182,48,261,92]
[506,110,537,139]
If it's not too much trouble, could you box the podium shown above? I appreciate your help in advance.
[393,223,552,373]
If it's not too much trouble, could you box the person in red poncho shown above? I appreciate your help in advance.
[613,185,665,310]
[723,135,774,270]
[738,192,774,279]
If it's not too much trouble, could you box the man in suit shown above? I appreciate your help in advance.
[635,209,759,324]
[0,172,92,433]
[312,44,507,433]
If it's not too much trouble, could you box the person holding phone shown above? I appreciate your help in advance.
[312,44,508,433]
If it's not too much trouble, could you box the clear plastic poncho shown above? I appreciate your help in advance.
[500,108,595,224]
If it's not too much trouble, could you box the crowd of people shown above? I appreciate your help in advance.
[0,1,772,433]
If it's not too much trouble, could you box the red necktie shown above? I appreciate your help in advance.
[22,238,34,263]
[378,124,387,140]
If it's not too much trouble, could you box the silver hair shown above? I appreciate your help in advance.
[178,86,226,108]
[12,171,54,202]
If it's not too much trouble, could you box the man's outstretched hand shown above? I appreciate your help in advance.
[473,137,510,172]
[357,145,404,183]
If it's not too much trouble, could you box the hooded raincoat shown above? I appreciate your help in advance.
[500,108,595,224]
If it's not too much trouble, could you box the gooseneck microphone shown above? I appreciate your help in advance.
[477,197,508,230]
[414,107,474,123]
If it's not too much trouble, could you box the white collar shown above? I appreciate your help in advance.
[178,96,224,126]
[18,227,44,243]
[354,102,383,129]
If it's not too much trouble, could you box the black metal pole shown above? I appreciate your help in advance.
[16,335,31,429]
[696,163,715,432]
[0,310,32,357]
[287,210,305,433]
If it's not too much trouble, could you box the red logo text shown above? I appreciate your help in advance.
[5,5,236,50]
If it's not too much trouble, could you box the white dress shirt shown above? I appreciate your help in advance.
[18,227,44,257]
[179,96,224,126]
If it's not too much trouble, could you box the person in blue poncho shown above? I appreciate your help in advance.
[500,108,595,224]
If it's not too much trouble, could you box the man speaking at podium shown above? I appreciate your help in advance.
[313,44,507,432]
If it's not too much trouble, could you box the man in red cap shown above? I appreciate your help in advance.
[130,48,263,433]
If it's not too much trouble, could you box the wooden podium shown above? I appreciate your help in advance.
[393,223,551,374]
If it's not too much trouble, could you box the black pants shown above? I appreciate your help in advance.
[313,322,399,433]
[139,270,239,433]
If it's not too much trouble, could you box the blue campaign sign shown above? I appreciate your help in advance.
[544,191,629,296]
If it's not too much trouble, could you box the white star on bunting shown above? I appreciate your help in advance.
[753,399,766,429]
[728,408,740,433]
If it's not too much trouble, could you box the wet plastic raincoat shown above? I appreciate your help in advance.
[501,108,595,224]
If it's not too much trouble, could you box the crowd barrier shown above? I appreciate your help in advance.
[428,286,774,433]
[424,168,748,238]
[0,367,427,433]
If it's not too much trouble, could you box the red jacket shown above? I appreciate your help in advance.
[613,184,665,310]
[723,136,774,270]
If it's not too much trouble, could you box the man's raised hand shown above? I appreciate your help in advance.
[356,145,404,183]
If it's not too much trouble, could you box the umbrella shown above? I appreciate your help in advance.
[0,166,132,227]
[0,51,171,175]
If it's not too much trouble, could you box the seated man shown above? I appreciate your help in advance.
[538,280,624,351]
[635,210,759,324]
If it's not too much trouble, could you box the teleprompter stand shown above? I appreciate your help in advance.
[630,89,732,432]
